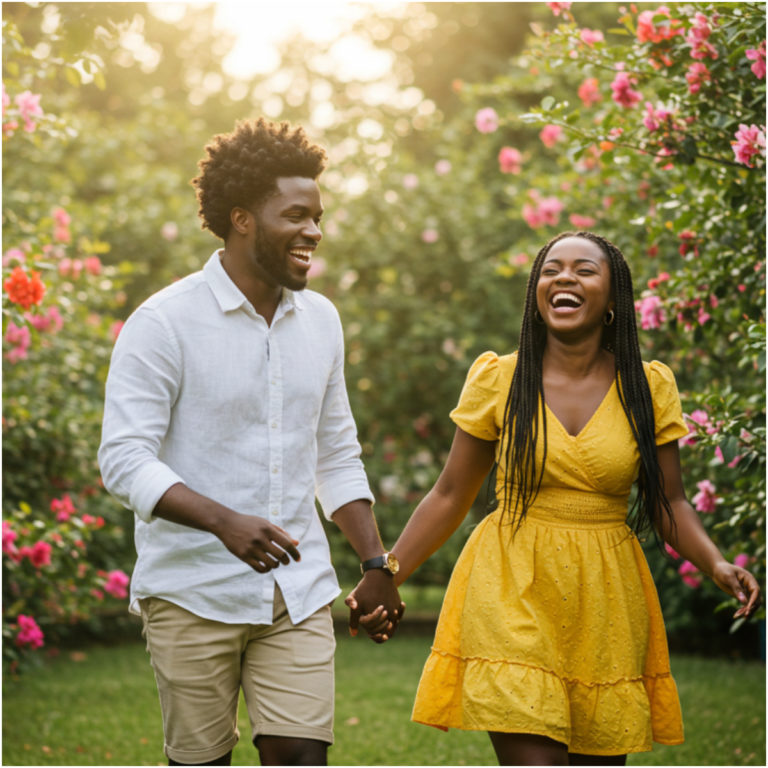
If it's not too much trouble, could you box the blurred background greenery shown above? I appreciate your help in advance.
[2,1,765,671]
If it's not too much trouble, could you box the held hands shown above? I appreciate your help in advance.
[217,512,300,573]
[345,570,406,644]
[710,561,761,619]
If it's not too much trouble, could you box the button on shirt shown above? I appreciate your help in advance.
[98,250,373,625]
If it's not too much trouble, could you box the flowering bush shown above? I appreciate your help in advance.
[2,18,133,670]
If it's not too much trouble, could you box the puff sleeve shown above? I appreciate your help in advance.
[647,360,689,446]
[449,351,503,442]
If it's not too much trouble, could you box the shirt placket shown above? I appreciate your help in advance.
[265,329,283,602]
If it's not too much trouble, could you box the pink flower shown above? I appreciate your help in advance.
[307,256,326,278]
[434,159,452,175]
[522,192,564,229]
[547,2,571,16]
[1,82,9,114]
[685,62,712,94]
[27,305,64,334]
[110,321,124,342]
[402,173,419,189]
[50,494,76,523]
[16,614,45,649]
[161,222,178,241]
[4,321,31,364]
[3,248,26,267]
[2,521,19,558]
[643,102,677,132]
[52,207,70,227]
[577,78,602,107]
[498,146,522,174]
[539,124,563,148]
[636,6,683,43]
[568,214,597,229]
[104,569,130,599]
[692,479,719,513]
[687,13,718,60]
[731,124,766,168]
[474,107,499,134]
[678,560,702,588]
[14,90,43,132]
[84,256,102,276]
[635,294,666,330]
[421,229,439,244]
[610,71,642,108]
[734,553,751,569]
[29,540,52,568]
[665,543,680,559]
[579,28,604,46]
[647,272,670,290]
[745,41,766,79]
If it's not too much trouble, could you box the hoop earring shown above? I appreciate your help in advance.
[604,309,615,326]
[534,309,545,324]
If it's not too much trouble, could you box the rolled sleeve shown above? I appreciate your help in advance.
[314,323,373,520]
[98,306,186,523]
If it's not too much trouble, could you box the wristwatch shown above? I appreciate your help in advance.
[360,551,399,576]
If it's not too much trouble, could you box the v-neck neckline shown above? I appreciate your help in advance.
[544,379,617,439]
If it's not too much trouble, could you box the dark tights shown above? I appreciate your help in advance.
[489,732,627,766]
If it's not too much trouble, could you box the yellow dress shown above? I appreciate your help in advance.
[411,351,689,756]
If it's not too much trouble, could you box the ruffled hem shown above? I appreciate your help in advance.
[412,649,684,755]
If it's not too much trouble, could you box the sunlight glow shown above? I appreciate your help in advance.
[203,1,406,79]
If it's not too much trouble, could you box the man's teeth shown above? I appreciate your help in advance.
[290,248,313,263]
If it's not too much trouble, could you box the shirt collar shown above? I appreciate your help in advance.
[203,249,303,317]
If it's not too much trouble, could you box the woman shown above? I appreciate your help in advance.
[348,232,760,765]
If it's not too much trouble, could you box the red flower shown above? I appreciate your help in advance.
[3,266,46,309]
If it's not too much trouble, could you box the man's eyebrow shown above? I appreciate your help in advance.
[283,204,323,216]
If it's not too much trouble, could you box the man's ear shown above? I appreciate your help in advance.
[230,207,251,236]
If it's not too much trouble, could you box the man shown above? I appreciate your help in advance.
[98,118,403,766]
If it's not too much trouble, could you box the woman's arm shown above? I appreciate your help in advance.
[344,427,496,638]
[656,440,761,619]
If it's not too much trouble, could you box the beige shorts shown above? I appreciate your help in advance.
[139,587,335,764]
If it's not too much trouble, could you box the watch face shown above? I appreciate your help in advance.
[385,552,400,574]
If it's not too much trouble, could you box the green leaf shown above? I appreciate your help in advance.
[541,95,555,112]
[64,66,81,87]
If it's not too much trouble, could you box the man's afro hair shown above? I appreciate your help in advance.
[191,118,327,241]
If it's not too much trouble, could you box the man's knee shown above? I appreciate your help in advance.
[254,735,328,766]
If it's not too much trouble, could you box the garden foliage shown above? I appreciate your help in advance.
[2,2,764,668]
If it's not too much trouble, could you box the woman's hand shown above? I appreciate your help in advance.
[710,561,761,619]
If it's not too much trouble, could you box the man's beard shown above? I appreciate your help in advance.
[251,228,307,292]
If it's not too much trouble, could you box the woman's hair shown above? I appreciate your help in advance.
[499,231,673,541]
[191,118,327,240]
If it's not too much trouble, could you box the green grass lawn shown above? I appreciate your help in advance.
[2,627,764,766]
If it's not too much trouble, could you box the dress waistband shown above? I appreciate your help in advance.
[497,487,629,528]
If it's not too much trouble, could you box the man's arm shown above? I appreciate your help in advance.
[99,306,299,572]
[332,499,404,641]
[153,483,299,572]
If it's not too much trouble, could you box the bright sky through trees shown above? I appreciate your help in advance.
[149,1,403,78]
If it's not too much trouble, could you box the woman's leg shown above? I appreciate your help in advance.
[568,752,626,766]
[488,732,569,766]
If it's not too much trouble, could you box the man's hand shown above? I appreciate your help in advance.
[345,570,406,643]
[216,512,301,573]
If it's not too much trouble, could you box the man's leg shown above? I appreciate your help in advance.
[140,598,245,766]
[241,588,335,766]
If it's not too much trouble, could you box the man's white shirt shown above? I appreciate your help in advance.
[99,250,373,624]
